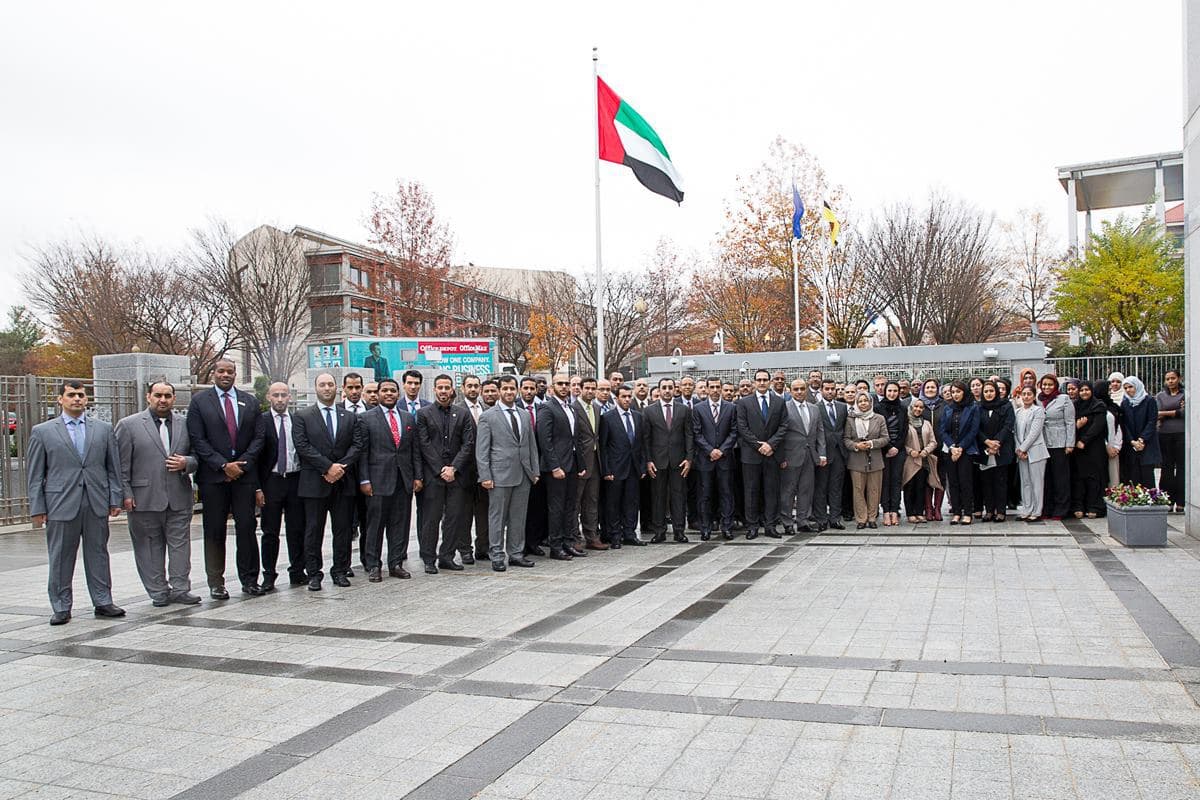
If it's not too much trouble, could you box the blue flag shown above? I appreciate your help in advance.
[791,185,805,240]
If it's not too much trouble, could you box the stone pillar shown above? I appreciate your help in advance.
[1184,1,1200,536]
[1066,176,1079,252]
[92,353,193,423]
[1156,164,1167,227]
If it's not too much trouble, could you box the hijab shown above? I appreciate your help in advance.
[877,381,902,416]
[980,381,1006,411]
[1073,383,1104,419]
[907,401,927,427]
[1092,379,1121,419]
[1037,377,1060,408]
[848,393,876,421]
[1018,368,1038,389]
[1122,376,1148,407]
[1108,371,1125,385]
[995,378,1011,400]
[921,380,942,414]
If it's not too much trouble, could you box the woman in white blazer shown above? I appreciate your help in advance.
[1014,385,1050,521]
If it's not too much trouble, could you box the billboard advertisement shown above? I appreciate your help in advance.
[336,337,497,379]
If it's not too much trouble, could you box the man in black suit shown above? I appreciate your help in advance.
[357,378,422,581]
[398,369,431,536]
[342,372,369,574]
[255,382,307,590]
[186,358,265,599]
[293,373,362,591]
[811,378,849,531]
[597,384,647,548]
[517,377,548,556]
[642,377,694,544]
[417,374,475,574]
[573,377,607,551]
[537,373,587,561]
[735,368,787,539]
[455,374,489,563]
[693,376,737,541]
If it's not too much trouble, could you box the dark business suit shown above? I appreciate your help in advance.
[257,410,307,585]
[811,397,849,527]
[399,396,432,537]
[633,397,653,533]
[187,387,264,589]
[597,406,646,544]
[778,398,827,531]
[293,403,362,581]
[536,396,584,552]
[456,398,491,558]
[573,399,601,545]
[518,399,548,552]
[358,405,422,570]
[735,391,787,534]
[642,400,694,538]
[678,396,700,529]
[417,401,475,565]
[692,398,737,535]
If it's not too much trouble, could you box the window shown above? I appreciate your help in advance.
[310,306,343,333]
[311,263,340,291]
[350,305,375,336]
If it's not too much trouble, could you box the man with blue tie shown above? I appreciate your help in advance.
[735,369,787,539]
[186,359,265,599]
[28,380,124,625]
[693,376,737,541]
[597,384,647,548]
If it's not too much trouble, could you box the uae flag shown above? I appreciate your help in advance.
[597,77,684,203]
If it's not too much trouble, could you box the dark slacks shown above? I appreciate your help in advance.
[650,465,687,536]
[303,493,353,580]
[1042,448,1071,518]
[524,477,548,551]
[697,467,733,534]
[902,469,928,518]
[741,460,781,530]
[638,475,653,534]
[420,478,469,564]
[945,456,975,517]
[460,481,490,556]
[881,453,903,513]
[978,464,1009,516]
[1071,447,1106,515]
[1159,431,1185,505]
[731,452,745,525]
[364,488,413,570]
[199,480,260,589]
[259,471,305,581]
[543,470,579,550]
[605,476,640,543]
[576,467,600,543]
[812,449,845,525]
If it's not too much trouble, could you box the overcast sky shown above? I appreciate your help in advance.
[0,1,1183,320]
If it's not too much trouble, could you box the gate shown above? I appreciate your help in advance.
[0,376,140,526]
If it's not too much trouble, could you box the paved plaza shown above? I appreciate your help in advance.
[2,516,1200,799]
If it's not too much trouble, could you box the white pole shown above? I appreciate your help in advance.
[822,248,830,350]
[592,47,606,377]
[791,239,801,352]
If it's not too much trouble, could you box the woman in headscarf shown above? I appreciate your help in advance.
[975,380,1015,522]
[844,391,890,529]
[1069,381,1108,518]
[1014,385,1050,521]
[1017,368,1038,397]
[1092,379,1124,491]
[998,377,1021,510]
[939,380,980,525]
[1120,376,1161,489]
[877,381,906,526]
[919,379,948,520]
[1156,370,1185,512]
[1038,374,1075,520]
[902,397,940,524]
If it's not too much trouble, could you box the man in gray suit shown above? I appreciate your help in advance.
[27,380,124,625]
[476,375,539,571]
[116,381,199,607]
[779,378,827,534]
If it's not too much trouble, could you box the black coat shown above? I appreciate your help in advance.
[186,387,264,486]
[417,402,475,486]
[292,403,363,498]
[974,401,1015,467]
[597,407,646,481]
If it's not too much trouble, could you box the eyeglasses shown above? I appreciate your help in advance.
[554,381,569,386]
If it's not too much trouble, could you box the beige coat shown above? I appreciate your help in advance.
[901,418,942,489]
[843,415,890,473]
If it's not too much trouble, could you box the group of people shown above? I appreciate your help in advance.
[25,359,1185,626]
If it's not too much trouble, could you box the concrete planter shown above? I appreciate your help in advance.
[1105,502,1168,547]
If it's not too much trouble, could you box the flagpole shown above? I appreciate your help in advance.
[791,239,801,352]
[821,248,830,350]
[592,46,606,377]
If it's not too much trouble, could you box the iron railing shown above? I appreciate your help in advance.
[1045,354,1185,386]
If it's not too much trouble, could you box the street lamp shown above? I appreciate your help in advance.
[712,329,725,354]
[669,346,683,379]
[739,359,751,375]
[634,297,649,378]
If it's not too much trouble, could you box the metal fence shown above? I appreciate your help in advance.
[0,375,140,526]
[1045,354,1185,385]
[679,360,1017,388]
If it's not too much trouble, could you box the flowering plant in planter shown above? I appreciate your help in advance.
[1104,483,1172,508]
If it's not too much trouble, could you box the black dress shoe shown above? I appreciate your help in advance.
[798,524,816,533]
[241,583,265,597]
[509,557,535,567]
[746,529,759,540]
[867,521,877,529]
[437,559,465,571]
[49,610,70,625]
[700,531,711,541]
[721,531,734,541]
[332,575,350,587]
[169,592,202,605]
[308,577,322,591]
[424,563,439,575]
[210,586,230,600]
[260,574,277,592]
[610,541,622,549]
[856,522,867,530]
[673,533,689,543]
[368,567,382,582]
[492,560,507,572]
[289,574,308,586]
[475,551,490,561]
[389,566,412,579]
[829,522,845,530]
[565,545,587,557]
[94,604,126,618]
[151,597,170,607]
[461,552,476,565]
[622,538,646,547]
[345,568,355,578]
[549,548,573,561]
[525,546,545,557]
[650,533,667,544]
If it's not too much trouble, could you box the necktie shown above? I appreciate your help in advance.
[158,416,171,454]
[470,404,480,423]
[388,409,401,446]
[324,406,334,437]
[827,402,836,427]
[277,415,288,474]
[561,399,574,433]
[664,402,673,428]
[624,411,634,443]
[528,406,536,430]
[68,419,85,459]
[712,402,720,423]
[507,408,521,441]
[799,403,809,433]
[223,392,238,451]
[760,395,769,422]
[409,400,418,415]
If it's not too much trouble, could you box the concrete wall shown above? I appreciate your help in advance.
[1185,0,1199,534]
[92,353,193,409]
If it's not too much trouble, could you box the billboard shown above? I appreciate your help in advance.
[307,343,345,369]
[338,338,498,380]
